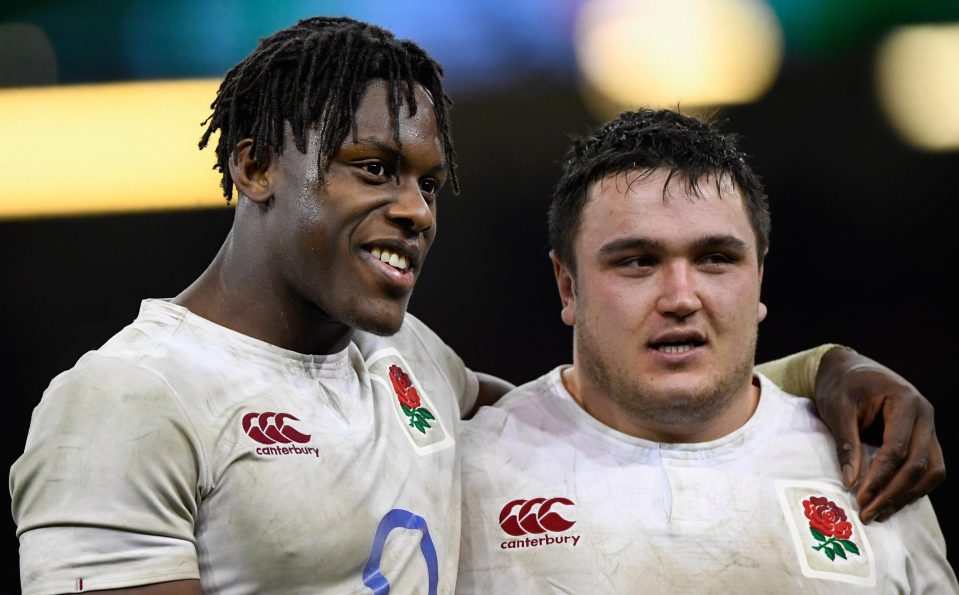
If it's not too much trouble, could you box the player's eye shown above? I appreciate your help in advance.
[363,162,387,177]
[420,178,438,194]
[702,253,731,264]
[622,256,656,268]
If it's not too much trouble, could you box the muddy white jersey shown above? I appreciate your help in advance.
[12,299,477,595]
[458,368,956,594]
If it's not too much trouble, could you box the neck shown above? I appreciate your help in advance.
[560,365,760,443]
[173,230,355,355]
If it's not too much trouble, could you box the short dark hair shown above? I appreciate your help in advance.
[199,16,458,201]
[548,108,769,269]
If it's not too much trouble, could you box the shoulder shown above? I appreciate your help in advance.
[14,315,204,493]
[755,372,829,434]
[880,496,958,589]
[462,370,565,448]
[353,313,478,412]
[17,345,201,470]
[40,342,184,425]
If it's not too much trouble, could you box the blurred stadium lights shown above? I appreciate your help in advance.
[573,0,784,118]
[876,23,959,151]
[0,22,57,87]
[0,79,226,219]
[2,0,958,219]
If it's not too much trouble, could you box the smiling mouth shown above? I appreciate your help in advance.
[370,246,411,271]
[651,339,705,354]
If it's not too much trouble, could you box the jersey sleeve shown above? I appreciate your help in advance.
[755,344,840,398]
[10,354,204,595]
[892,498,959,593]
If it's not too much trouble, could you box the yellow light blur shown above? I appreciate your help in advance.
[0,79,228,219]
[876,24,959,152]
[574,0,783,117]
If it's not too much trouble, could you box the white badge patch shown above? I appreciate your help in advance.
[368,348,453,455]
[776,480,875,587]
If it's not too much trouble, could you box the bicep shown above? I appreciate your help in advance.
[462,372,516,419]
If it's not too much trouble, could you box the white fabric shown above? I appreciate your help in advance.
[11,299,478,595]
[458,368,957,594]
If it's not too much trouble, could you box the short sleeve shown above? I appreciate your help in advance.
[893,498,959,593]
[10,354,203,594]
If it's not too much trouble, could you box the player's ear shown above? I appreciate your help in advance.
[229,139,273,204]
[550,250,577,327]
[757,259,768,322]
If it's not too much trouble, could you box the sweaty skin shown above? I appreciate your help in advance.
[175,81,447,356]
[98,81,447,595]
[555,169,767,443]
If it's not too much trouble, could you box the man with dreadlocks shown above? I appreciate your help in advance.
[9,16,945,595]
[12,17,474,595]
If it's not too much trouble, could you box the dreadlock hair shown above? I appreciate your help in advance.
[199,16,458,202]
[548,108,769,271]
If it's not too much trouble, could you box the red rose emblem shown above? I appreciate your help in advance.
[389,364,421,409]
[803,496,853,540]
[387,364,435,434]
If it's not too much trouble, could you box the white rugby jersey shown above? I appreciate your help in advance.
[12,299,477,594]
[458,369,956,594]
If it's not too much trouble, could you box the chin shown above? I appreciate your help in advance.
[359,318,405,337]
[349,303,408,337]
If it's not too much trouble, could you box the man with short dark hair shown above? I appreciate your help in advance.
[9,18,946,595]
[457,108,956,593]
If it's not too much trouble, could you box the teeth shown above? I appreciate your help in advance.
[370,247,409,271]
[660,344,694,354]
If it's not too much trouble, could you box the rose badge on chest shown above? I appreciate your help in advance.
[366,348,453,455]
[803,496,861,562]
[389,364,436,434]
[777,480,875,587]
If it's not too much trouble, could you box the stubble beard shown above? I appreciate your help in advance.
[576,323,758,429]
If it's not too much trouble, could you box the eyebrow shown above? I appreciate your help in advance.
[349,137,401,161]
[598,234,750,256]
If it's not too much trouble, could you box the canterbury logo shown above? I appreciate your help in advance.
[499,498,576,536]
[242,412,311,445]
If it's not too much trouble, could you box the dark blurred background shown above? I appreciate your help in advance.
[2,0,956,589]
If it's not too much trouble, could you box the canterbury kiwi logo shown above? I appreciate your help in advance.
[498,498,576,536]
[242,412,311,445]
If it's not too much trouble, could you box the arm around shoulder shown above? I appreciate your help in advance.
[463,372,517,419]
[755,343,839,397]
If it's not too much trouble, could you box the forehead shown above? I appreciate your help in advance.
[577,168,755,251]
[344,80,443,154]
